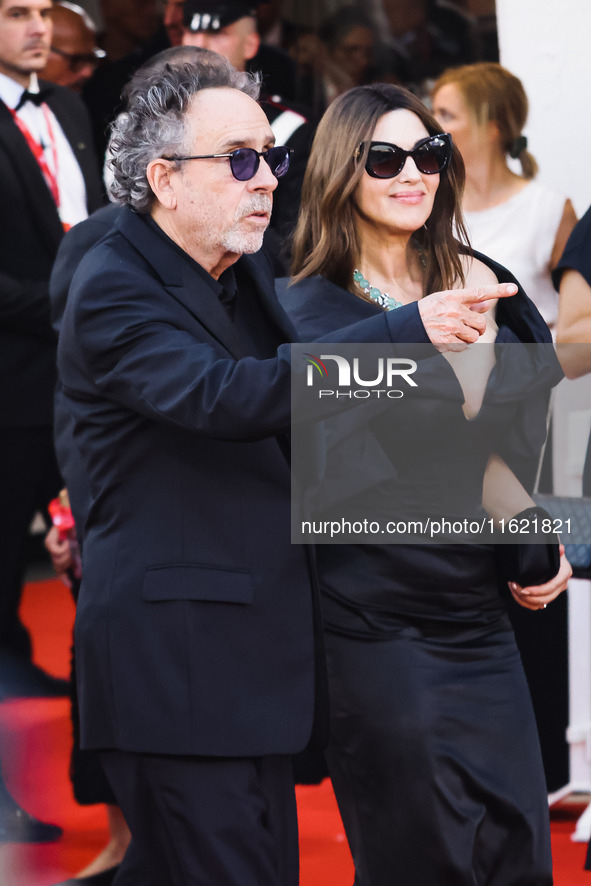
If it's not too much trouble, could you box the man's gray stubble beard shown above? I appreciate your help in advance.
[221,194,273,255]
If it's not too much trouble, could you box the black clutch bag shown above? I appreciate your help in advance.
[495,506,561,587]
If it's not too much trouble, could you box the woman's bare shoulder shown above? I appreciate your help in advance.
[458,253,499,288]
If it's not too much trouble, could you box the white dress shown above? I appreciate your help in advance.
[464,180,567,331]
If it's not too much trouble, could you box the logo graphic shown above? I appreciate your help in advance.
[304,353,418,393]
[302,351,418,399]
[303,353,329,382]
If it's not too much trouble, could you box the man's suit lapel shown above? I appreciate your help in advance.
[115,211,295,360]
[118,208,295,465]
[238,255,295,466]
[178,259,254,360]
[116,208,266,361]
[0,99,63,255]
[241,252,301,345]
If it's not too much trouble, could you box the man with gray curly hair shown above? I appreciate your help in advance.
[57,49,306,886]
[107,54,275,250]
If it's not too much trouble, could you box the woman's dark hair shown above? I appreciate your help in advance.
[291,83,469,297]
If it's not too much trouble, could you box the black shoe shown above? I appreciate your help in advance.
[53,865,120,885]
[0,805,63,843]
[0,657,70,699]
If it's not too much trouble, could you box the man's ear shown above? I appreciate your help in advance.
[244,28,260,62]
[147,158,178,210]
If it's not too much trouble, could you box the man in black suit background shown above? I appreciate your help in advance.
[0,0,102,697]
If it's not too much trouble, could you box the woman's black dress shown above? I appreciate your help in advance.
[278,256,561,886]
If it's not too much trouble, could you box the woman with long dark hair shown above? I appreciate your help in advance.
[280,82,571,885]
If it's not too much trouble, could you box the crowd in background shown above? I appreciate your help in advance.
[56,0,499,150]
[1,1,590,885]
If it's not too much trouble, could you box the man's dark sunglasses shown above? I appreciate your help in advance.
[163,146,293,181]
[358,133,453,179]
[50,44,106,72]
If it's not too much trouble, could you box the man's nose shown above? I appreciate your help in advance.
[249,154,279,191]
[30,12,50,35]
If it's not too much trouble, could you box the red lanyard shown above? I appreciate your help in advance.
[9,103,62,214]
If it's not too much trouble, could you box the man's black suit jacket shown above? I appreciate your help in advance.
[58,207,429,756]
[0,81,103,428]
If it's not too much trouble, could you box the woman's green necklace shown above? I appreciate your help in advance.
[353,241,427,311]
[352,270,403,311]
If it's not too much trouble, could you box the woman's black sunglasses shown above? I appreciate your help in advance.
[162,145,293,181]
[357,133,453,179]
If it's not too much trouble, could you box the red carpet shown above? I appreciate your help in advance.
[0,577,587,884]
